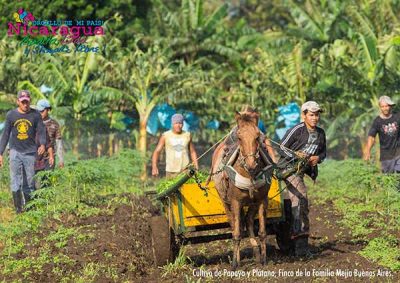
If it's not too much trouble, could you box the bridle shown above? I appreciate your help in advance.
[237,136,261,176]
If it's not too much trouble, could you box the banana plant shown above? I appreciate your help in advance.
[151,0,239,63]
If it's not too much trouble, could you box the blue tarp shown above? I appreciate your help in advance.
[147,104,200,135]
[182,111,199,132]
[275,102,301,140]
[146,102,300,138]
[206,119,220,130]
[147,103,175,135]
[258,120,266,134]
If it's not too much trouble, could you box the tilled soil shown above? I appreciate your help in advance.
[2,195,399,282]
[177,200,399,283]
[2,195,160,282]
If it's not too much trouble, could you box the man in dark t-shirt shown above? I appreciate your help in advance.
[0,90,46,213]
[364,96,400,173]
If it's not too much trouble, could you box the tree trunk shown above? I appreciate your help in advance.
[97,142,102,157]
[108,133,114,156]
[138,117,148,181]
[117,138,123,154]
[73,121,80,159]
[87,132,92,158]
[360,135,367,159]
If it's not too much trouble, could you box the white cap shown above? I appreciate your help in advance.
[301,101,323,113]
[378,96,395,106]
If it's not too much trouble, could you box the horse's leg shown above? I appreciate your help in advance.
[216,177,234,228]
[231,198,242,269]
[222,200,233,228]
[258,198,268,265]
[246,204,260,262]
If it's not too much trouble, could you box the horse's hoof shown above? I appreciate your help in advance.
[231,261,239,270]
[260,257,266,265]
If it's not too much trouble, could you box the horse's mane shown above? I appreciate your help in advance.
[238,113,259,125]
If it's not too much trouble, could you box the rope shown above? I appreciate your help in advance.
[265,137,298,157]
[196,133,229,162]
[182,132,229,171]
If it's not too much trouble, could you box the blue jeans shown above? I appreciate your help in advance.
[9,149,36,194]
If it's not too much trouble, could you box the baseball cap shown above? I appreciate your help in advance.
[36,99,51,111]
[378,96,395,106]
[301,101,323,113]
[17,90,31,102]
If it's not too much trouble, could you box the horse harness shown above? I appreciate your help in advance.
[217,136,275,199]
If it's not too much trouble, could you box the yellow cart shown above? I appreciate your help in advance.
[150,169,293,266]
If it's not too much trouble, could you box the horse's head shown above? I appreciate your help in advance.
[235,111,261,172]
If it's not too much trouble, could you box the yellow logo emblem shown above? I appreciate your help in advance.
[14,119,32,140]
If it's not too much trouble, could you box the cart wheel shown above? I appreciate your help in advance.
[150,215,179,266]
[275,199,295,255]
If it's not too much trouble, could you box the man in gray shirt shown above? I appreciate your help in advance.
[0,90,46,213]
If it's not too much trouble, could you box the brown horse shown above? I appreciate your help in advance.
[209,111,272,268]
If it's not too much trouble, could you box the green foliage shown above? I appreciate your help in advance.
[46,226,77,248]
[313,159,400,271]
[2,0,400,157]
[161,247,192,277]
[359,236,400,271]
[155,170,209,194]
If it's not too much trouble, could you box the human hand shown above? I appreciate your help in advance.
[49,156,55,167]
[363,152,371,161]
[0,155,3,168]
[38,145,45,155]
[308,156,320,166]
[152,166,159,177]
[295,151,307,159]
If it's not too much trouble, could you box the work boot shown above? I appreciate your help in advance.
[294,236,311,257]
[22,188,35,211]
[12,191,24,214]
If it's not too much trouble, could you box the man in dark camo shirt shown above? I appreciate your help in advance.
[36,99,64,169]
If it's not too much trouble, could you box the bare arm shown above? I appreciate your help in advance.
[151,135,166,176]
[0,114,12,167]
[364,136,375,161]
[48,147,55,167]
[56,139,64,167]
[189,139,199,170]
